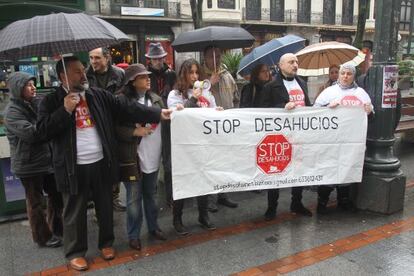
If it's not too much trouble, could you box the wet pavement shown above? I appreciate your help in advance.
[1,136,414,276]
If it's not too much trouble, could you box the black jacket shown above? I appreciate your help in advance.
[261,73,311,108]
[240,82,267,108]
[37,86,161,195]
[86,65,125,94]
[116,89,164,182]
[4,72,53,178]
[148,63,176,105]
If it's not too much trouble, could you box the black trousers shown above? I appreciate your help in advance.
[173,196,208,219]
[161,120,173,203]
[62,159,114,259]
[20,173,63,245]
[267,187,304,209]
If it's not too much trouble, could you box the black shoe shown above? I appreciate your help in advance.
[207,202,219,213]
[264,207,277,221]
[113,199,126,211]
[217,198,238,208]
[150,229,167,241]
[45,235,62,248]
[316,203,329,215]
[129,239,141,250]
[199,217,216,231]
[174,220,190,236]
[290,202,313,217]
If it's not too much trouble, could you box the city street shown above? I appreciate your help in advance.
[0,135,412,276]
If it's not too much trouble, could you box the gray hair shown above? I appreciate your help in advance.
[339,63,356,76]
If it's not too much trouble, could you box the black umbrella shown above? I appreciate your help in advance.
[0,12,129,60]
[171,26,255,52]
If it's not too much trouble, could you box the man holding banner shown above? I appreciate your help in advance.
[261,53,313,220]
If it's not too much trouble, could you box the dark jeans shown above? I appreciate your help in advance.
[20,173,63,245]
[267,187,304,209]
[317,185,351,205]
[124,171,160,240]
[62,159,114,259]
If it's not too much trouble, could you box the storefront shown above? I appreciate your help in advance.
[0,0,84,220]
[101,16,179,69]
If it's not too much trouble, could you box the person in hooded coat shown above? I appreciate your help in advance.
[4,72,63,248]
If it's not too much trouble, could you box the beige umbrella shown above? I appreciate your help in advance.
[296,41,365,76]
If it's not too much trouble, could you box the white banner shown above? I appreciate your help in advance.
[171,107,368,200]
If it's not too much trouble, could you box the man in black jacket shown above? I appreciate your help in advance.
[146,42,177,207]
[87,47,126,211]
[37,56,171,271]
[4,72,63,248]
[261,53,313,220]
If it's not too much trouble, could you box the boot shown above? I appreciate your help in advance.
[264,206,277,221]
[316,200,329,215]
[198,213,216,230]
[290,201,312,216]
[173,215,189,236]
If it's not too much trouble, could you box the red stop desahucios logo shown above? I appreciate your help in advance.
[256,134,292,174]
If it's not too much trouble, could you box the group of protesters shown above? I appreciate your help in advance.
[3,41,374,271]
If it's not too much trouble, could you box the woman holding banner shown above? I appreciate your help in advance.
[116,64,167,251]
[314,63,373,214]
[167,58,218,235]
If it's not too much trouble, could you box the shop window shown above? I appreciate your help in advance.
[400,1,412,31]
[218,0,235,9]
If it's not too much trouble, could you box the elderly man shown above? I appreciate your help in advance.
[4,72,63,248]
[87,47,126,211]
[37,56,171,271]
[146,42,177,207]
[203,46,239,212]
[261,53,313,220]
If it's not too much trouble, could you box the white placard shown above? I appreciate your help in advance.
[171,107,368,200]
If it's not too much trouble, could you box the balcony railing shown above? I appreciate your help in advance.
[242,8,358,26]
[87,0,181,18]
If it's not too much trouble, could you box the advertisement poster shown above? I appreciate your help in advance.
[382,65,399,108]
[171,107,368,200]
[1,158,25,202]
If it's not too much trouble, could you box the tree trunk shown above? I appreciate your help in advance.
[353,0,369,49]
[190,0,203,29]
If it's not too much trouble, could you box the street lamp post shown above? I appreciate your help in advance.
[354,0,406,214]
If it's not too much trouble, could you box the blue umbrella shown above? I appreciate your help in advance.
[237,34,306,76]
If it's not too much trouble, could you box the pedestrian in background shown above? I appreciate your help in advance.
[87,47,126,212]
[4,72,63,248]
[317,64,339,97]
[116,63,167,251]
[146,42,177,208]
[240,63,271,108]
[202,46,239,212]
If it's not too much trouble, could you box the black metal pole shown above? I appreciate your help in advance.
[355,0,406,214]
[407,0,414,55]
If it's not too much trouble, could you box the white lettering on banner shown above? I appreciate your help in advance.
[171,107,368,200]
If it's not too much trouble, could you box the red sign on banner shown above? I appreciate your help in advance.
[256,134,292,174]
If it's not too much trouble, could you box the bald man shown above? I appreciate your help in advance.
[260,53,312,220]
